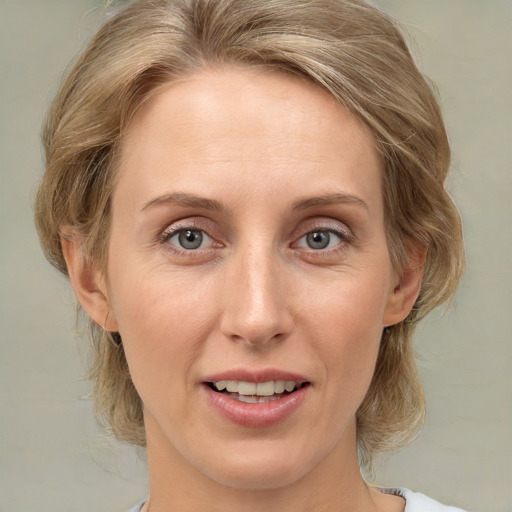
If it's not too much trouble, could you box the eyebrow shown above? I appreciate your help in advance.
[141,191,368,214]
[292,192,368,211]
[141,192,228,213]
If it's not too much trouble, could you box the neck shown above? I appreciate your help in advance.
[143,415,396,512]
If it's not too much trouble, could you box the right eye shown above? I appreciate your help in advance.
[165,228,215,251]
[298,230,343,250]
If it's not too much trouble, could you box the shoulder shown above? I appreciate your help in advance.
[127,492,468,512]
[393,488,468,512]
[126,503,145,512]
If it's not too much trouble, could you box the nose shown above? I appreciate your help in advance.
[219,243,293,347]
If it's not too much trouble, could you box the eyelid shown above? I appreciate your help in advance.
[289,218,355,260]
[292,218,354,244]
[158,218,222,252]
[293,230,342,250]
[167,228,214,250]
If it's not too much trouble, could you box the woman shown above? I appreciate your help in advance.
[34,0,466,510]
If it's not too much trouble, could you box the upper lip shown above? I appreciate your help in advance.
[202,368,310,385]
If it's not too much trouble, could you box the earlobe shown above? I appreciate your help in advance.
[383,245,426,327]
[60,233,119,331]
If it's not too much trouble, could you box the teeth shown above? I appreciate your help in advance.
[213,380,299,396]
[284,381,296,392]
[215,381,227,391]
[274,380,286,393]
[225,381,238,393]
[238,382,257,395]
[256,381,275,396]
[235,394,283,403]
[236,394,259,403]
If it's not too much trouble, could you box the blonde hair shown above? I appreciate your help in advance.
[34,0,464,468]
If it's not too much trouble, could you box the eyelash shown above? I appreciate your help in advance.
[158,220,219,255]
[158,221,353,258]
[291,225,353,256]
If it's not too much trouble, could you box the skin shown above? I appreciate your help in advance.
[63,66,423,512]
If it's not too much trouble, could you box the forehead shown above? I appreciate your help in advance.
[115,66,382,214]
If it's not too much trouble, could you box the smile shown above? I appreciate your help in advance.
[202,374,311,427]
[208,380,307,403]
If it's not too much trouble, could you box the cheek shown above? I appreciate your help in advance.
[107,263,218,390]
[305,267,391,339]
[305,272,390,390]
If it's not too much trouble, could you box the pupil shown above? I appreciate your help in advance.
[179,230,202,249]
[307,231,329,249]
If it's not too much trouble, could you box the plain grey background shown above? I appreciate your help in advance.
[0,1,511,511]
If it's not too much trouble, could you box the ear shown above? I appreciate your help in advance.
[383,244,426,327]
[60,232,119,331]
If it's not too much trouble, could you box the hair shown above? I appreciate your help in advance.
[34,0,464,470]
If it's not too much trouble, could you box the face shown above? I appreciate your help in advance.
[88,67,415,490]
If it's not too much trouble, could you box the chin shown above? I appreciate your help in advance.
[208,461,308,491]
[197,440,324,491]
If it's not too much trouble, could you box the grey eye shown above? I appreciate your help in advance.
[165,226,215,252]
[177,229,204,250]
[306,230,331,249]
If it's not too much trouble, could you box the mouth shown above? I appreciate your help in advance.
[206,380,310,404]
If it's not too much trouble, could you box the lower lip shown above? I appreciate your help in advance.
[202,384,309,428]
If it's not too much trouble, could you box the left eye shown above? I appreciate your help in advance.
[167,229,213,250]
[296,230,342,250]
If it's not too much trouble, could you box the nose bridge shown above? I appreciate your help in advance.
[220,239,291,345]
